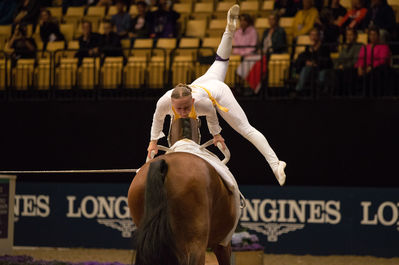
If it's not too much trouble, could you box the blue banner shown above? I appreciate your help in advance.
[13,182,399,257]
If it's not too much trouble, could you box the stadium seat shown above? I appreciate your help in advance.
[129,5,138,16]
[207,19,226,37]
[173,3,192,14]
[255,18,270,38]
[268,53,290,87]
[64,6,85,26]
[0,58,9,90]
[124,56,147,89]
[78,57,100,89]
[56,58,78,89]
[47,7,63,20]
[60,24,75,42]
[202,37,220,49]
[148,56,166,88]
[240,1,259,16]
[35,58,51,90]
[224,55,241,87]
[0,25,12,39]
[177,38,200,57]
[172,55,194,85]
[121,39,131,57]
[358,33,368,45]
[101,57,124,89]
[132,38,153,57]
[13,59,35,90]
[185,19,207,38]
[340,0,352,9]
[295,35,311,59]
[107,5,118,18]
[155,38,177,65]
[192,2,214,20]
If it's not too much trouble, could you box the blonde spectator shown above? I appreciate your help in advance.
[292,0,319,38]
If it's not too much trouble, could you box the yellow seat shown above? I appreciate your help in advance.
[255,18,270,38]
[129,5,138,16]
[121,39,131,57]
[56,57,78,89]
[64,6,85,26]
[192,2,214,20]
[14,59,35,90]
[60,23,75,42]
[295,35,311,59]
[225,55,241,87]
[87,6,106,17]
[186,19,207,38]
[78,57,100,89]
[124,56,147,89]
[132,38,153,57]
[207,19,226,37]
[35,58,51,90]
[177,38,200,57]
[173,3,192,14]
[358,33,368,45]
[107,5,118,18]
[47,7,63,20]
[171,55,194,85]
[0,59,10,90]
[147,56,166,88]
[260,1,275,16]
[341,0,352,9]
[101,57,124,89]
[0,25,12,38]
[46,41,65,52]
[202,37,220,49]
[268,53,290,87]
[155,38,177,63]
[241,1,259,16]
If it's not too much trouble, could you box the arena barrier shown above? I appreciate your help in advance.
[10,181,399,257]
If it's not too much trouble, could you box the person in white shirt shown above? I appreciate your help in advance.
[147,5,287,185]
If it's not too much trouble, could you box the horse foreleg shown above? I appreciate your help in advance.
[213,243,231,265]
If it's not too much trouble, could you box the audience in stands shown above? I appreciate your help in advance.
[101,19,123,58]
[335,28,363,94]
[14,0,42,33]
[233,14,258,56]
[295,27,333,92]
[75,20,102,63]
[328,0,347,23]
[316,8,340,49]
[111,0,131,38]
[337,0,368,31]
[363,0,396,42]
[274,0,299,17]
[6,23,37,65]
[39,9,65,48]
[293,0,320,38]
[148,0,180,38]
[0,0,18,25]
[237,13,288,94]
[129,1,150,38]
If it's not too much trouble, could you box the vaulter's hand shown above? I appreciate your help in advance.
[213,134,226,150]
[147,140,158,159]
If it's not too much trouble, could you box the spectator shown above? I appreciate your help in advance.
[293,0,320,38]
[101,20,123,58]
[237,12,287,94]
[148,0,180,38]
[335,28,363,95]
[316,8,340,50]
[111,0,131,38]
[362,0,396,42]
[233,14,258,56]
[0,0,18,25]
[328,0,347,24]
[6,23,37,65]
[14,0,42,32]
[129,1,150,38]
[75,20,102,63]
[355,26,390,75]
[355,26,391,95]
[336,0,367,31]
[274,0,299,17]
[295,27,333,92]
[39,9,65,46]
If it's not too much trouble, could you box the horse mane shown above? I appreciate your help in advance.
[134,159,183,265]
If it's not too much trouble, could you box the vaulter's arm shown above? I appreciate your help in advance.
[148,95,169,158]
[198,100,226,150]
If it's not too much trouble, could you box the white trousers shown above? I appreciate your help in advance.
[191,32,280,170]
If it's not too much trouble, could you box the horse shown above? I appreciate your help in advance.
[127,118,238,265]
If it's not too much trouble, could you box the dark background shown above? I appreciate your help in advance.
[0,98,397,187]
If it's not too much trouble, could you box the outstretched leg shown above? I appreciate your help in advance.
[192,5,240,84]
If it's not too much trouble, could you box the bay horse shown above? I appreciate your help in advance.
[127,119,238,265]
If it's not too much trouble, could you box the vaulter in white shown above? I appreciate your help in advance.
[148,5,287,185]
